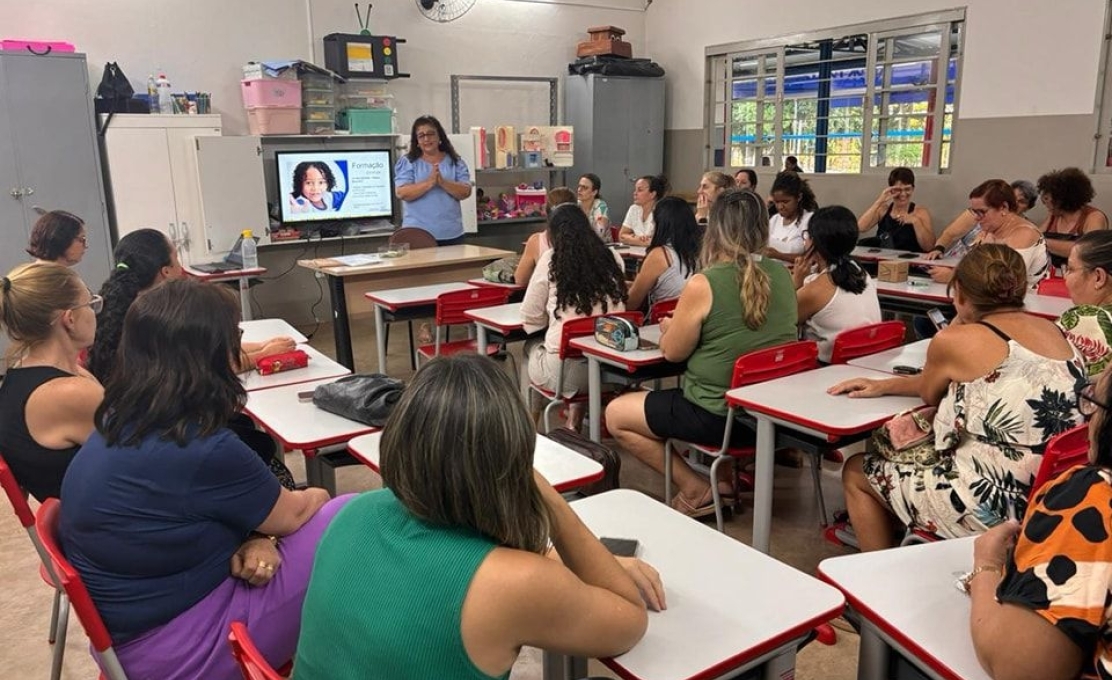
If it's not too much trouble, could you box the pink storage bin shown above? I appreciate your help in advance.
[1,40,75,55]
[246,106,301,135]
[240,79,302,108]
[514,186,547,213]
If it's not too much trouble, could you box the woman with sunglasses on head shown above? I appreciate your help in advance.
[968,367,1112,680]
[1056,231,1112,378]
[26,210,89,267]
[395,115,472,245]
[0,262,102,501]
[857,167,935,253]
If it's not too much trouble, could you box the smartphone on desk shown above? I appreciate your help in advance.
[600,537,641,558]
[297,390,316,402]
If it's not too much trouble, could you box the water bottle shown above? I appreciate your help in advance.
[147,75,159,113]
[240,230,258,270]
[156,74,173,114]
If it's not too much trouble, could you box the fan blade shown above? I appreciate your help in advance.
[419,0,436,9]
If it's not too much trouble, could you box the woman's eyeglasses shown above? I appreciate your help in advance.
[71,293,103,315]
[968,208,989,219]
[1078,381,1109,417]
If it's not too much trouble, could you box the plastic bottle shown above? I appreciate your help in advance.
[147,75,159,113]
[240,230,258,270]
[156,74,173,114]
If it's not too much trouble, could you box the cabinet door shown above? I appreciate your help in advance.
[627,79,665,183]
[196,136,269,256]
[0,61,28,279]
[104,127,178,243]
[166,125,222,264]
[592,76,636,219]
[449,133,478,234]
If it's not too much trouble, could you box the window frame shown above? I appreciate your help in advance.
[1092,0,1112,172]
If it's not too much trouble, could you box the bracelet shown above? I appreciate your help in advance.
[251,532,280,547]
[959,564,1002,594]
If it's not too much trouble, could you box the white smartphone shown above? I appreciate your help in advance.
[927,308,949,330]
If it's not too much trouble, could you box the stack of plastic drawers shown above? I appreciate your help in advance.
[301,72,337,135]
[337,82,395,134]
[241,78,302,135]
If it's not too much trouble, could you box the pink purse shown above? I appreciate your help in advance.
[871,405,940,466]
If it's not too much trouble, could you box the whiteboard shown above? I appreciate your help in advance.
[450,133,478,234]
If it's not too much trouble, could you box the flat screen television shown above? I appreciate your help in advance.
[275,149,393,225]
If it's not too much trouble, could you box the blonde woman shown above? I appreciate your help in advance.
[606,188,798,516]
[694,171,734,224]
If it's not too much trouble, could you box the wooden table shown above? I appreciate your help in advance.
[364,282,479,373]
[298,245,514,370]
[819,537,990,680]
[183,265,267,321]
[239,318,308,345]
[348,431,605,493]
[726,364,924,554]
[548,489,845,680]
[240,344,350,392]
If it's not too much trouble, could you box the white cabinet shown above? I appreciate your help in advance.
[100,114,222,265]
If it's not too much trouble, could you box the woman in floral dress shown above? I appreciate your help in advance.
[829,245,1086,551]
[1058,230,1112,376]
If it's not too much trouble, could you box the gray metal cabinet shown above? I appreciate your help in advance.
[0,52,112,287]
[565,74,665,221]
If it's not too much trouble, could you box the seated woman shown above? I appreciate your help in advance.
[1039,166,1109,270]
[694,171,734,225]
[831,245,1085,552]
[926,180,1049,286]
[626,196,701,313]
[60,279,349,680]
[792,206,882,363]
[514,187,577,285]
[576,173,610,240]
[766,171,818,262]
[606,188,797,516]
[968,366,1112,680]
[856,167,935,253]
[619,175,668,246]
[923,179,1038,262]
[26,210,88,267]
[1057,231,1112,376]
[522,204,627,429]
[295,355,661,679]
[0,262,102,501]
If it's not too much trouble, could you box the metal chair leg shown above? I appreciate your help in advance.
[407,321,417,370]
[663,440,674,505]
[47,587,60,643]
[810,451,829,527]
[709,456,728,533]
[49,594,69,680]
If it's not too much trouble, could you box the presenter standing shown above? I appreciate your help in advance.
[394,115,472,245]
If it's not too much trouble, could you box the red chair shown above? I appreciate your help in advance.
[34,498,128,680]
[609,225,621,244]
[828,320,906,365]
[0,455,68,680]
[415,287,511,363]
[646,297,678,326]
[528,311,644,434]
[227,622,288,680]
[1036,277,1070,299]
[664,340,820,532]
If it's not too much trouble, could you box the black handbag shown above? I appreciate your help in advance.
[544,428,620,496]
[95,62,136,134]
[312,374,405,427]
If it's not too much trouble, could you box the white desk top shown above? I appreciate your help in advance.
[243,377,378,450]
[619,245,647,259]
[846,339,931,374]
[464,301,524,333]
[183,265,266,280]
[575,489,844,680]
[241,345,350,392]
[467,277,525,291]
[239,318,308,345]
[364,282,478,310]
[347,431,604,493]
[818,537,990,680]
[569,325,666,371]
[875,279,1071,320]
[726,364,923,438]
[852,246,961,268]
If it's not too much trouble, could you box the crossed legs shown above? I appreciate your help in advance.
[842,454,903,551]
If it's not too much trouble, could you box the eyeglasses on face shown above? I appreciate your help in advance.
[76,235,88,246]
[1078,381,1109,417]
[416,131,439,140]
[968,207,989,219]
[71,292,103,315]
[576,185,593,192]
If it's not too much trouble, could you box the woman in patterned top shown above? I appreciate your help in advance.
[970,366,1112,680]
[1059,231,1112,377]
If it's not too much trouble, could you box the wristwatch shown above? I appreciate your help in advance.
[958,564,1002,594]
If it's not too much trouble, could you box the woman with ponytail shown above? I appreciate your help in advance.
[606,188,797,516]
[792,206,881,362]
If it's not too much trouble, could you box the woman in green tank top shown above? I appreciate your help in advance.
[295,355,665,679]
[606,189,798,517]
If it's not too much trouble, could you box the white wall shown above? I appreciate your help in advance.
[645,0,1107,129]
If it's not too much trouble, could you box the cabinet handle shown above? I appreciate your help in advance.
[9,188,23,198]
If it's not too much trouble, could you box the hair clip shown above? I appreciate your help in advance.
[1,276,9,293]
[116,262,129,270]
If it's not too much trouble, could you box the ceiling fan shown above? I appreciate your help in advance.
[416,0,477,23]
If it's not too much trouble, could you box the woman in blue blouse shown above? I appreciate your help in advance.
[394,115,472,244]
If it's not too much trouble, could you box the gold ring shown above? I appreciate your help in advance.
[265,564,275,571]
[258,561,269,569]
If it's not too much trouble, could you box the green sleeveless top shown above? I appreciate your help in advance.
[683,259,798,415]
[294,489,504,680]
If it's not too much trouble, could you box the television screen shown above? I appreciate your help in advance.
[275,150,393,224]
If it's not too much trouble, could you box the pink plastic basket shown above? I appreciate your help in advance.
[1,40,75,55]
[246,107,301,135]
[240,79,302,108]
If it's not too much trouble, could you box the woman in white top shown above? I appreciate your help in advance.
[576,173,610,241]
[627,197,701,312]
[766,171,818,262]
[620,175,669,246]
[522,204,627,429]
[792,206,882,362]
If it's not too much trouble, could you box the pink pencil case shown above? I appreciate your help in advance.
[1,40,76,55]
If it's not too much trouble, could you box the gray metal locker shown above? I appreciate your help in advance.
[0,52,112,288]
[565,74,665,221]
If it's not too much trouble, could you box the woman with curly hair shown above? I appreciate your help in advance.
[26,210,88,267]
[606,189,798,516]
[288,161,345,214]
[766,171,819,262]
[521,204,627,429]
[1039,167,1109,268]
[394,115,472,244]
[626,196,701,311]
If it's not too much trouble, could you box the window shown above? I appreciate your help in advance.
[706,10,965,174]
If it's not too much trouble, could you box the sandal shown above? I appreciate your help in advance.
[670,485,717,518]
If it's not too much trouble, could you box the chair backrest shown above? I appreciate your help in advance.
[0,454,34,529]
[558,311,644,360]
[389,227,437,250]
[646,297,679,326]
[1036,277,1070,298]
[228,622,284,680]
[829,320,906,364]
[435,287,510,327]
[732,340,820,389]
[609,225,621,244]
[1030,424,1091,500]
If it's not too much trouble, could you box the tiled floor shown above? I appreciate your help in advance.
[0,314,861,679]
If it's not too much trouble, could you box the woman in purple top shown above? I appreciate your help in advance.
[394,115,472,244]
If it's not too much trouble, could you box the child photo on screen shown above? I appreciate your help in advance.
[289,161,347,214]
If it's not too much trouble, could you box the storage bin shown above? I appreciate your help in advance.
[302,91,336,107]
[515,186,547,213]
[246,106,300,135]
[341,108,393,134]
[242,63,298,81]
[302,120,336,135]
[240,79,302,108]
[300,72,335,91]
[1,40,75,54]
[302,104,336,122]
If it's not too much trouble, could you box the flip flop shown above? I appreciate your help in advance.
[671,485,717,518]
